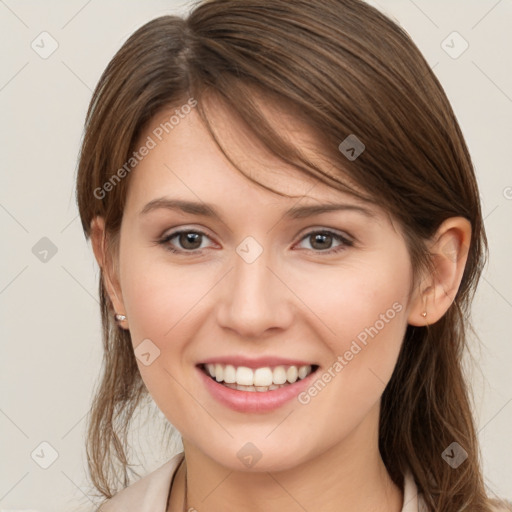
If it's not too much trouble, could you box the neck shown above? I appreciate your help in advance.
[168,403,403,512]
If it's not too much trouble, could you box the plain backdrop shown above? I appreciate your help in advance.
[0,0,511,510]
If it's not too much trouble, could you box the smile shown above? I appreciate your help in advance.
[197,361,320,413]
[200,363,317,391]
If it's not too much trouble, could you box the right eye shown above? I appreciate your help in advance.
[158,229,214,254]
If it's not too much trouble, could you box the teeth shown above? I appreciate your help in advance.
[254,367,273,387]
[236,366,254,386]
[204,363,314,387]
[298,365,310,380]
[287,366,298,383]
[223,382,290,392]
[214,363,224,382]
[223,364,236,383]
[273,366,287,385]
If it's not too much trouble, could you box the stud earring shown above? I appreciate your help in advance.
[421,311,427,318]
[114,313,127,322]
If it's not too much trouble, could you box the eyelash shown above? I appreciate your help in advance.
[157,228,354,255]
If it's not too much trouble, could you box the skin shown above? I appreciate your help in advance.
[91,98,471,512]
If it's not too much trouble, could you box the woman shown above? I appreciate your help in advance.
[76,0,511,510]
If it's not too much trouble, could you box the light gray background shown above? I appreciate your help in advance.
[0,1,511,510]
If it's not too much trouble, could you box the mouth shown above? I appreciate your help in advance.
[197,362,320,392]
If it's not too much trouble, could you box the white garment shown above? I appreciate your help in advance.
[98,451,429,511]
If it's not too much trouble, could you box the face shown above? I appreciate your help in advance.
[109,99,416,473]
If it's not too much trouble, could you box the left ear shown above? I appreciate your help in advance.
[408,217,472,326]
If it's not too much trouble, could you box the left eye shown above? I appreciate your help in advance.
[295,230,353,253]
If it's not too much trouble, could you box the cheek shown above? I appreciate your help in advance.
[296,243,412,348]
[118,250,214,426]
[120,247,209,341]
[292,249,412,421]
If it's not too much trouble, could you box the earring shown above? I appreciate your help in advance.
[421,311,427,318]
[114,313,127,322]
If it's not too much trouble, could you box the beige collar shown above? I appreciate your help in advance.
[99,452,426,511]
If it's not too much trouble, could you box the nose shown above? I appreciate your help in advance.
[215,244,294,339]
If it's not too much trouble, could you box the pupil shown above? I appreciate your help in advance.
[312,233,331,250]
[181,232,201,249]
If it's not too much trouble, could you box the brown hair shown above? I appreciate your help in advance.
[76,0,508,510]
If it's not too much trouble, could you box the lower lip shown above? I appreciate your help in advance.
[196,365,318,413]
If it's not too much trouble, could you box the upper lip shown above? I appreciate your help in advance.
[198,356,318,369]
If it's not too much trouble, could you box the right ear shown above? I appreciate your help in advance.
[90,216,128,327]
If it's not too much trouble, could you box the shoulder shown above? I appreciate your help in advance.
[97,452,184,512]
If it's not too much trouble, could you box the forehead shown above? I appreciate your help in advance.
[124,98,374,217]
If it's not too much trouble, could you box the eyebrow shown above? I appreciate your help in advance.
[139,197,375,220]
